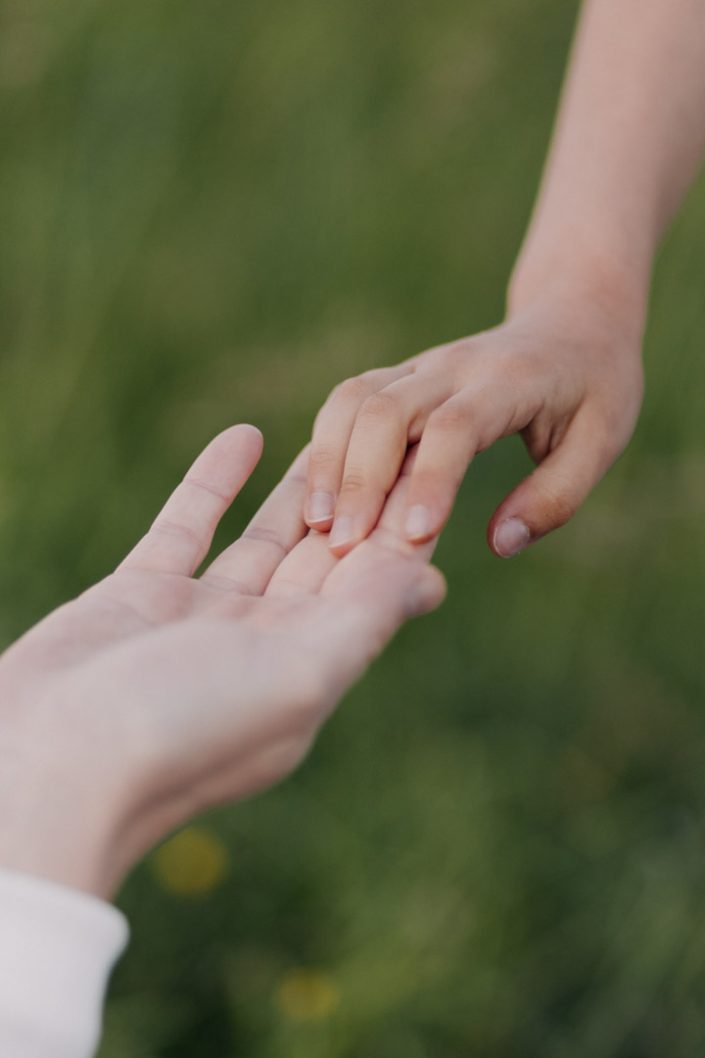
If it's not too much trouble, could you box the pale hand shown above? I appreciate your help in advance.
[0,426,444,898]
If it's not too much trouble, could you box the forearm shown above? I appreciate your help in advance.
[509,0,705,316]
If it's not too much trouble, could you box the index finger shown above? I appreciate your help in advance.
[119,425,264,577]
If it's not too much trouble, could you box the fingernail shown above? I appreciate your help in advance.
[329,515,354,551]
[494,517,531,558]
[308,491,335,525]
[405,504,432,541]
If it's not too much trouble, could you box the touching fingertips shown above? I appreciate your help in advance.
[404,504,433,541]
[493,517,531,558]
[306,490,335,527]
[329,514,356,553]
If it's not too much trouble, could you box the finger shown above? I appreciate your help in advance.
[401,394,479,542]
[201,446,310,595]
[264,530,337,598]
[305,364,413,530]
[266,444,422,600]
[120,424,263,576]
[488,411,617,558]
[328,373,453,556]
[403,370,546,543]
[303,543,446,703]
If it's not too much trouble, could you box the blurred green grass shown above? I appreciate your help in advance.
[2,0,705,1055]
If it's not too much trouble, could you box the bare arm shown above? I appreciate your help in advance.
[307,0,705,558]
[510,0,705,314]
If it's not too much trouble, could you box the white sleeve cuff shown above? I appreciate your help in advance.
[0,866,129,1058]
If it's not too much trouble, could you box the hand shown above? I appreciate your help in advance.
[0,426,444,899]
[304,285,645,558]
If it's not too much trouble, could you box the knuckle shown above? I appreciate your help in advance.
[409,471,447,504]
[594,409,633,461]
[333,376,371,404]
[359,390,401,422]
[242,525,288,558]
[429,402,471,432]
[437,338,469,363]
[151,517,203,551]
[309,443,340,473]
[538,485,577,529]
[340,468,369,493]
[417,463,462,495]
[358,368,388,387]
[434,337,482,379]
[591,426,620,468]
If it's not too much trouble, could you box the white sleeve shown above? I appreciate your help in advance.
[0,866,129,1058]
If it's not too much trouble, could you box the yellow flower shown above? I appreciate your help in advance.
[150,826,229,896]
[276,969,341,1023]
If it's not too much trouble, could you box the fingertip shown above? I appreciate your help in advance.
[221,423,265,464]
[404,504,432,541]
[405,564,447,617]
[328,515,359,556]
[329,541,355,558]
[232,422,264,446]
[404,503,445,543]
[329,508,379,555]
[239,422,264,439]
[306,516,334,532]
[305,490,336,530]
[402,466,457,542]
[191,424,264,489]
[488,514,531,558]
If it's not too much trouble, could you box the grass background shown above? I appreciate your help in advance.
[2,0,705,1054]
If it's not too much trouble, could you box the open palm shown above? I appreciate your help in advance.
[0,426,444,894]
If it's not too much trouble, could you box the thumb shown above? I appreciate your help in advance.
[488,414,617,558]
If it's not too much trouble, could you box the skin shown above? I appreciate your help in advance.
[304,0,705,558]
[0,426,444,899]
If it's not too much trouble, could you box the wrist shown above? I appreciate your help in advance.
[507,245,650,340]
[0,775,125,900]
[0,679,132,900]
